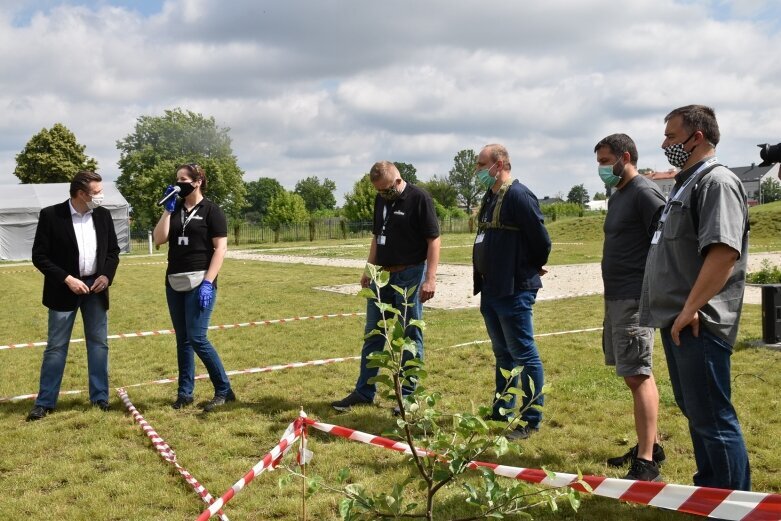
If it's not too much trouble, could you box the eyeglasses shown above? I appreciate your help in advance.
[376,178,401,195]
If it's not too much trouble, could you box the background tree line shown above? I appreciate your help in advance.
[16,109,781,231]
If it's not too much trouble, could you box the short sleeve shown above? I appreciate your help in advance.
[418,191,440,238]
[696,174,746,257]
[207,203,228,238]
[636,185,666,237]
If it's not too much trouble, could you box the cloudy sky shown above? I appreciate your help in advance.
[1,0,780,202]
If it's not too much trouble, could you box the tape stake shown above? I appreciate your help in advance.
[196,420,303,521]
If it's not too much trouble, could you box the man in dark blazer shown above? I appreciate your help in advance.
[27,171,120,421]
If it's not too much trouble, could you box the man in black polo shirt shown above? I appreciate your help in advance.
[332,161,441,412]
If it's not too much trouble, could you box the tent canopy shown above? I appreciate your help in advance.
[0,182,130,261]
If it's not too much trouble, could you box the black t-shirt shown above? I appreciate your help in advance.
[372,183,440,266]
[167,197,228,276]
[601,175,666,299]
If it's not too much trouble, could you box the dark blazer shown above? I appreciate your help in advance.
[32,200,120,312]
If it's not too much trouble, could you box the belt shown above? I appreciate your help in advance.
[382,264,416,273]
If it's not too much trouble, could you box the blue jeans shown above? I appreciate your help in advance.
[354,263,425,401]
[166,284,231,399]
[661,326,751,490]
[481,289,544,428]
[35,290,109,409]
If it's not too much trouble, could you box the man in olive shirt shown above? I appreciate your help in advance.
[640,105,750,490]
[595,134,666,481]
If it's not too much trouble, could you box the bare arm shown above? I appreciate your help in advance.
[152,211,172,246]
[670,243,739,345]
[419,236,441,303]
[205,236,228,283]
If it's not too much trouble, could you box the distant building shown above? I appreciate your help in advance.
[730,163,780,206]
[538,196,564,205]
[641,169,677,198]
[586,199,608,211]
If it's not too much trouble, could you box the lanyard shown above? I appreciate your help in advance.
[658,157,718,225]
[180,206,200,235]
[380,201,397,236]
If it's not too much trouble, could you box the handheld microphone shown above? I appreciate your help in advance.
[157,185,181,206]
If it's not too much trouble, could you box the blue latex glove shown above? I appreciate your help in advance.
[199,280,215,309]
[163,185,178,213]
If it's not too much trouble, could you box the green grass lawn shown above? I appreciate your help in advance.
[1,258,779,520]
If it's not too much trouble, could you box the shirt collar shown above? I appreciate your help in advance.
[674,155,717,185]
[68,199,93,217]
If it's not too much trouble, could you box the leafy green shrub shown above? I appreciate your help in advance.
[540,202,582,220]
[747,259,781,284]
[284,265,588,520]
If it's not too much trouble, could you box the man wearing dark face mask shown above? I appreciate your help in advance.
[332,161,440,413]
[640,105,751,491]
[594,134,666,481]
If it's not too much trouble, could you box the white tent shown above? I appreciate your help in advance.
[0,182,130,261]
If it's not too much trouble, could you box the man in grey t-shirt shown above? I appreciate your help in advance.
[640,105,750,491]
[595,134,666,482]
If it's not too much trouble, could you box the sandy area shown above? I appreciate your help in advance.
[227,250,781,309]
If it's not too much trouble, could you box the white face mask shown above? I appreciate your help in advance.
[86,193,104,209]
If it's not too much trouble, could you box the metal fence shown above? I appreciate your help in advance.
[128,218,474,253]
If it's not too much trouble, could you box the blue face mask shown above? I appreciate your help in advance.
[476,163,497,190]
[598,160,624,188]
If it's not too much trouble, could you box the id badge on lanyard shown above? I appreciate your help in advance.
[377,202,395,247]
[179,207,199,247]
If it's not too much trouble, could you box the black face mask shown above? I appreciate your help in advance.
[176,181,196,197]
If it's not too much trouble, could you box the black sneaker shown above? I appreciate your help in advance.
[505,424,539,441]
[92,400,110,411]
[171,395,194,410]
[26,405,53,422]
[331,391,373,412]
[624,457,662,482]
[607,443,666,467]
[202,389,236,412]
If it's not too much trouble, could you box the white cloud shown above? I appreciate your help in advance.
[0,0,780,206]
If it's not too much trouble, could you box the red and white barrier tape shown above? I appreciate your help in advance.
[117,388,229,521]
[0,312,365,351]
[196,414,304,520]
[304,418,781,521]
[0,356,361,403]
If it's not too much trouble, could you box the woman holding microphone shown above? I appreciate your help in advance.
[153,163,235,412]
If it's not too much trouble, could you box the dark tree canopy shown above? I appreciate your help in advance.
[420,175,459,208]
[394,162,419,184]
[566,184,590,206]
[294,176,337,212]
[116,108,246,229]
[245,177,285,221]
[14,123,98,184]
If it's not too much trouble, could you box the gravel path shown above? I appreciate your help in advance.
[226,250,781,310]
